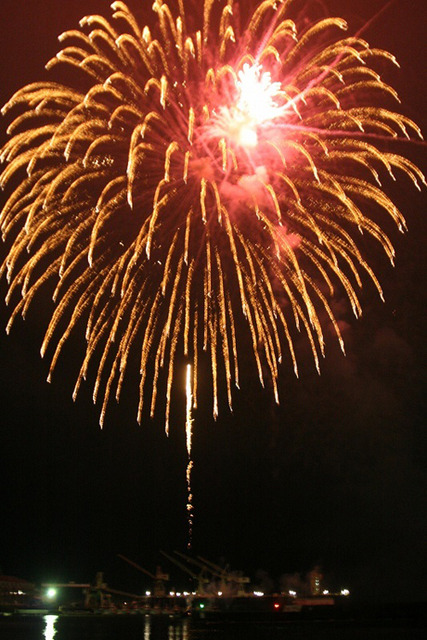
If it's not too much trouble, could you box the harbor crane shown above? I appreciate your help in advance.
[117,554,169,597]
[174,552,250,596]
[42,572,142,609]
[160,550,211,596]
[198,555,250,595]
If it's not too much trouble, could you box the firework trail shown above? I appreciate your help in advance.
[185,364,194,546]
[0,0,424,430]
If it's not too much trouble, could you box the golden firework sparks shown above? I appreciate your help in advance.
[1,1,424,429]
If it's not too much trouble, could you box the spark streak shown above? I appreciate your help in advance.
[185,364,194,547]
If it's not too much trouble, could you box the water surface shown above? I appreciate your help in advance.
[0,614,425,640]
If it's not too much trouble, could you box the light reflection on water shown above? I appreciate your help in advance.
[169,618,188,640]
[42,614,189,640]
[43,615,58,640]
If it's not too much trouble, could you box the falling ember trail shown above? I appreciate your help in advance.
[185,364,194,548]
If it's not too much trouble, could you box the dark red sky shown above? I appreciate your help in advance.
[0,0,425,601]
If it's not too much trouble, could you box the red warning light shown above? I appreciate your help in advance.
[274,602,280,610]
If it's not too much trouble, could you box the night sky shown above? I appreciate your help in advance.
[0,0,425,602]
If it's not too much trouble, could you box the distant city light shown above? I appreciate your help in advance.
[145,591,151,596]
[253,591,264,597]
[341,588,350,596]
[217,591,222,596]
[289,590,297,597]
[322,590,329,595]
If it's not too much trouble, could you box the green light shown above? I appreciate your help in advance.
[199,603,205,609]
[46,588,57,599]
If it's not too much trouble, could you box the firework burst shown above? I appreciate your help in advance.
[1,0,424,429]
